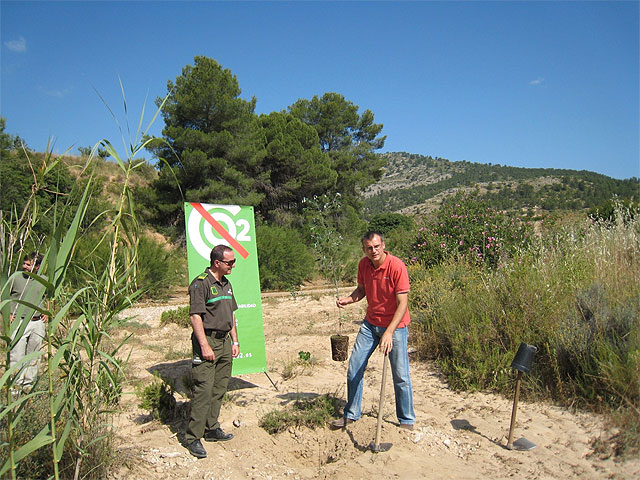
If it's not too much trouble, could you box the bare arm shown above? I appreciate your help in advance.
[378,292,409,355]
[336,283,366,309]
[190,313,215,361]
[230,314,239,358]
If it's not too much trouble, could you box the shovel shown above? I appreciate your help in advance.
[369,353,392,453]
[506,343,537,451]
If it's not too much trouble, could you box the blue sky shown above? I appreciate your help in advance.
[1,1,638,180]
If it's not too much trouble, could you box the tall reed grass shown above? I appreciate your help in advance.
[410,205,639,456]
[0,87,171,478]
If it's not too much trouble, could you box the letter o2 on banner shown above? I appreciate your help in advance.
[187,204,251,261]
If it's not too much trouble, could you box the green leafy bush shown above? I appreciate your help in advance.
[256,225,315,290]
[259,394,341,434]
[67,232,184,301]
[160,306,190,328]
[588,198,639,223]
[409,206,639,456]
[281,352,317,380]
[298,351,311,361]
[380,224,417,261]
[96,356,126,407]
[0,384,117,479]
[368,212,415,235]
[137,377,177,422]
[136,235,185,298]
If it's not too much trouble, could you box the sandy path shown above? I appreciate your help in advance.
[108,292,638,479]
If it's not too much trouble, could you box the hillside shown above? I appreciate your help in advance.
[363,152,639,217]
[60,153,157,202]
[20,150,639,223]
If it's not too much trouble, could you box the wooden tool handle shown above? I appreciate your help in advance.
[374,353,389,447]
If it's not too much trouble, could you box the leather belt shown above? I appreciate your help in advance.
[205,329,229,339]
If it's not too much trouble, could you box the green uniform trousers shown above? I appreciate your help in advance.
[184,332,232,444]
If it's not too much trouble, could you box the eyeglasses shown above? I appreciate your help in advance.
[218,259,236,267]
[364,244,383,252]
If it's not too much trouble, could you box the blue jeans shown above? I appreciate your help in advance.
[344,319,415,425]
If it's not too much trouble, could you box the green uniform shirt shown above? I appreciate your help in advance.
[188,269,238,331]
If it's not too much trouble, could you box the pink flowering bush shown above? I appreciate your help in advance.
[408,205,640,456]
[410,190,533,268]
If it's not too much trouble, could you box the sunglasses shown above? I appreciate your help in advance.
[218,259,236,266]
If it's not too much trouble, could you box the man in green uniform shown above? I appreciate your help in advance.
[184,245,240,459]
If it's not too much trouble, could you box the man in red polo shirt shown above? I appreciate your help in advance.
[332,231,415,430]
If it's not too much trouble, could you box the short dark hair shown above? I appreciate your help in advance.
[361,231,384,245]
[210,245,233,265]
[24,252,43,266]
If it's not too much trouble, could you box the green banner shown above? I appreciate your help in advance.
[184,202,267,375]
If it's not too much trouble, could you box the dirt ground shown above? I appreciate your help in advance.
[109,289,639,480]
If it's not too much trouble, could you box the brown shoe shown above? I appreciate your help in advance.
[399,423,414,431]
[331,417,355,429]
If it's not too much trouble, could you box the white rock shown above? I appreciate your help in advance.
[160,451,182,458]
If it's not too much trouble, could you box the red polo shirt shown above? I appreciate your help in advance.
[357,252,411,328]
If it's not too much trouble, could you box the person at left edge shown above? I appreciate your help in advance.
[183,245,240,459]
[9,252,49,394]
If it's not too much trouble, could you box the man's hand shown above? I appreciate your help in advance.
[379,331,394,354]
[232,344,240,358]
[190,313,215,361]
[200,343,216,362]
[336,285,365,309]
[336,297,351,309]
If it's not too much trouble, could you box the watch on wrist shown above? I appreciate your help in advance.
[232,342,239,346]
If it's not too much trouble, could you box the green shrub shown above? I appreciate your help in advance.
[97,356,126,406]
[298,351,311,361]
[0,384,117,479]
[381,225,417,261]
[368,212,415,235]
[256,225,315,290]
[409,206,639,456]
[0,386,56,479]
[281,352,317,380]
[556,283,639,405]
[259,394,341,434]
[136,235,186,298]
[588,198,639,223]
[66,232,184,302]
[160,305,190,328]
[137,377,177,422]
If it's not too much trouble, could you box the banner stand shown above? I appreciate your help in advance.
[264,372,279,391]
[184,203,268,377]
